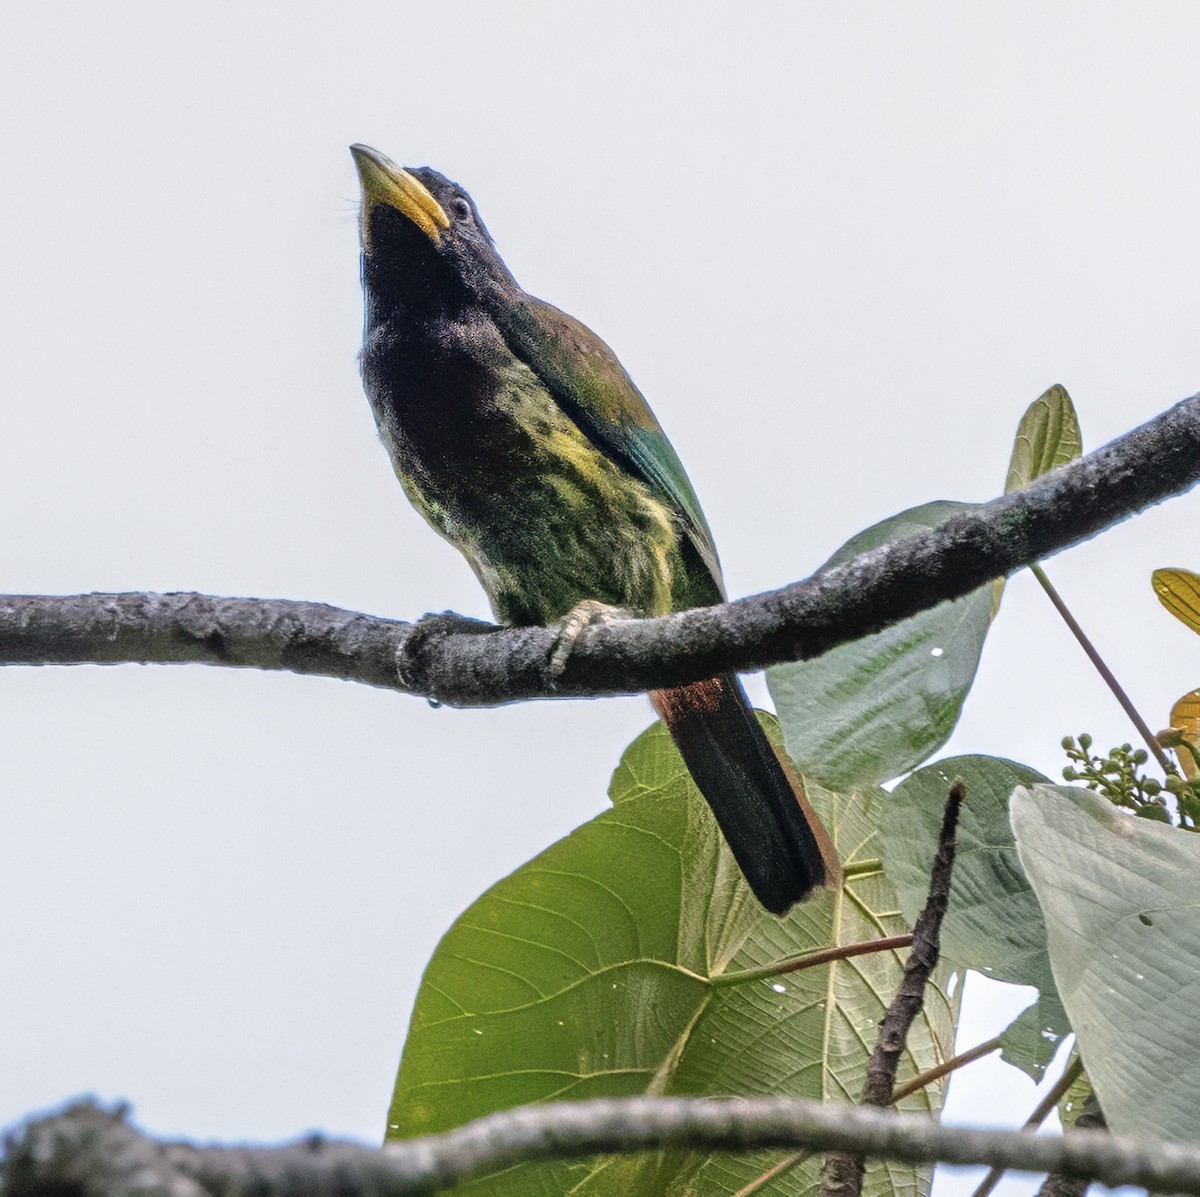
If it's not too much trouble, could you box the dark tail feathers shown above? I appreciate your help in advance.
[651,675,832,915]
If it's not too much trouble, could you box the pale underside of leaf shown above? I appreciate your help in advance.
[1011,784,1200,1144]
[769,501,993,791]
[880,756,1069,1080]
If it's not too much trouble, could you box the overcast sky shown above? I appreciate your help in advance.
[4,5,1199,1194]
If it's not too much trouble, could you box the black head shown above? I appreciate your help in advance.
[351,144,517,319]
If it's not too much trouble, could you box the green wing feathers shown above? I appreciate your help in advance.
[496,295,724,597]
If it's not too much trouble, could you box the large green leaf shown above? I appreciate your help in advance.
[388,720,959,1195]
[768,501,993,789]
[1011,784,1200,1142]
[881,757,1051,983]
[879,756,1069,1079]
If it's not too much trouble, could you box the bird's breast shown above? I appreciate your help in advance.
[361,316,690,625]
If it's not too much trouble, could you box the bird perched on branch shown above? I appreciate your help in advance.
[351,144,834,914]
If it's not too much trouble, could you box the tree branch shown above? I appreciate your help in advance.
[8,1097,1200,1197]
[971,1056,1085,1197]
[820,779,964,1195]
[3,394,1199,705]
[1038,1089,1107,1197]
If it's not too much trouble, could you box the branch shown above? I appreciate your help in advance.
[971,1056,1085,1197]
[0,592,414,690]
[821,779,964,1195]
[3,395,1199,705]
[9,1097,1200,1196]
[1038,1089,1107,1197]
[864,780,963,1107]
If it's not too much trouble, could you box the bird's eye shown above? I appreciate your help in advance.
[448,196,472,223]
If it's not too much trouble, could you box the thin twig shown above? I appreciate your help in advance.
[864,780,963,1105]
[969,1056,1085,1197]
[713,934,914,987]
[1031,564,1176,775]
[738,1034,1003,1195]
[734,1148,813,1195]
[819,779,965,1197]
[891,1036,1003,1103]
[1038,1088,1107,1197]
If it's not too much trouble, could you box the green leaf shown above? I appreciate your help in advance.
[1178,788,1200,828]
[881,757,1052,983]
[1134,801,1173,823]
[879,756,1068,1078]
[995,384,1082,614]
[1011,784,1200,1143]
[998,989,1070,1081]
[1004,384,1082,495]
[768,502,994,789]
[388,720,959,1195]
[1057,1051,1094,1131]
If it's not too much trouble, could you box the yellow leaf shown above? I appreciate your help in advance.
[1169,690,1200,780]
[1152,568,1200,635]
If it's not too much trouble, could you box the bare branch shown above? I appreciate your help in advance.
[972,1056,1086,1197]
[0,592,414,689]
[820,779,964,1195]
[891,1036,1002,1103]
[1038,1090,1107,1197]
[865,779,963,1105]
[2,394,1199,705]
[8,1097,1200,1196]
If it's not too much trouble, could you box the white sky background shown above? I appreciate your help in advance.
[3,3,1199,1193]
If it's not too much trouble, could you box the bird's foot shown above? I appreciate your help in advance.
[548,599,633,678]
[414,610,496,636]
[396,610,498,692]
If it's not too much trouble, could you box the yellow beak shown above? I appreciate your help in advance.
[350,144,450,251]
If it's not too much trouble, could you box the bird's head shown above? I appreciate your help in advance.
[351,144,516,316]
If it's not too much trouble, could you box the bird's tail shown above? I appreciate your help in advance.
[651,675,836,915]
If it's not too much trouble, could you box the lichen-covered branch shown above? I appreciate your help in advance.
[2,394,1199,705]
[0,591,413,689]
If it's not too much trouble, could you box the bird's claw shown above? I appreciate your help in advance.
[548,600,632,678]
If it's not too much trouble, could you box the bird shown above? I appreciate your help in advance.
[351,144,833,914]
